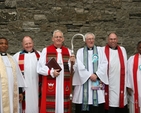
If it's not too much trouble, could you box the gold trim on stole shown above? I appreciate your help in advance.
[0,54,18,113]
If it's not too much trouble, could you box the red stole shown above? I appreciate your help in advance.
[105,45,125,109]
[133,53,140,113]
[18,50,40,111]
[40,45,71,113]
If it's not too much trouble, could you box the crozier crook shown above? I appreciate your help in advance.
[71,33,85,54]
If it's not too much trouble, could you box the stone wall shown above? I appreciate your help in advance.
[0,0,141,112]
[0,0,141,56]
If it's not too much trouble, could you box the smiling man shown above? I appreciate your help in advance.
[13,36,40,113]
[104,33,128,113]
[72,32,108,113]
[0,37,25,113]
[37,29,75,113]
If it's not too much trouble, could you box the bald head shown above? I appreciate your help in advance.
[107,32,118,49]
[22,36,34,52]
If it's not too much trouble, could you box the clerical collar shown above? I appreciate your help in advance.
[54,45,62,49]
[0,53,7,56]
[23,49,34,53]
[87,47,93,50]
[109,45,118,50]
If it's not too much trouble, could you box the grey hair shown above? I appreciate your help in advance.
[84,32,95,39]
[53,29,64,37]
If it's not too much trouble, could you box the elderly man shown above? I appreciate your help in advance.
[13,36,40,113]
[37,29,75,113]
[72,32,108,113]
[0,37,25,113]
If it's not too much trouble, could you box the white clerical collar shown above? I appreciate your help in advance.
[87,47,94,50]
[109,46,118,50]
[53,45,62,49]
[23,50,34,53]
[0,53,7,56]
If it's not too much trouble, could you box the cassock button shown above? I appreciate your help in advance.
[121,91,123,93]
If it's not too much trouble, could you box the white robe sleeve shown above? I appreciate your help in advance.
[16,65,26,87]
[37,48,50,76]
[73,47,108,86]
[96,47,108,85]
[73,48,91,85]
[127,56,134,89]
[12,57,26,87]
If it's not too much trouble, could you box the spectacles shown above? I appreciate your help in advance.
[86,38,94,41]
[54,36,63,38]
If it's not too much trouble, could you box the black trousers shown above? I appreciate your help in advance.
[75,103,105,113]
[105,105,129,113]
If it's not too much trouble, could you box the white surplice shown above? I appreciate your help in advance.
[37,48,71,113]
[127,53,141,113]
[0,55,25,113]
[103,46,128,107]
[72,46,108,104]
[13,51,40,113]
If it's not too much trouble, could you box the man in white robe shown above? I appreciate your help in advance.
[127,41,141,113]
[103,33,128,113]
[72,32,108,113]
[0,37,25,113]
[37,29,75,113]
[13,36,40,113]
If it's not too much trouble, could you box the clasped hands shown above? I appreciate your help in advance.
[90,73,98,82]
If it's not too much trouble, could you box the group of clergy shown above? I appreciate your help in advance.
[0,29,140,113]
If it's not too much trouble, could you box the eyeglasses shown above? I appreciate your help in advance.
[54,36,63,38]
[86,38,94,41]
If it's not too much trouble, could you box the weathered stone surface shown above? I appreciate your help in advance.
[5,0,16,8]
[0,10,17,23]
[0,2,5,9]
[0,1,140,112]
[0,0,141,59]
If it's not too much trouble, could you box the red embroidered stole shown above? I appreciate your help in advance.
[40,45,71,113]
[133,53,140,113]
[18,50,40,111]
[105,45,125,109]
[104,45,110,110]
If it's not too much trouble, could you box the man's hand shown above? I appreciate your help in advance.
[70,54,75,74]
[19,93,23,103]
[53,69,60,77]
[70,54,75,65]
[127,87,133,96]
[90,74,97,82]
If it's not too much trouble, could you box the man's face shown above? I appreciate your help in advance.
[52,31,64,47]
[0,39,8,53]
[137,43,141,54]
[85,34,95,48]
[107,33,118,48]
[22,37,34,52]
